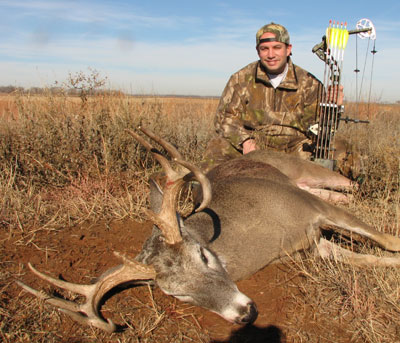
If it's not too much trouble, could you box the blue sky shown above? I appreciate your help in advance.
[1,0,399,102]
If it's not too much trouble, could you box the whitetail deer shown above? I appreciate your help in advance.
[17,127,400,333]
[230,149,355,204]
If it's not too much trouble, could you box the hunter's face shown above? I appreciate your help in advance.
[257,32,292,75]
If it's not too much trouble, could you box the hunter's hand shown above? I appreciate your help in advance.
[243,139,258,154]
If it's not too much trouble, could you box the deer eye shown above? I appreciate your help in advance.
[200,248,209,265]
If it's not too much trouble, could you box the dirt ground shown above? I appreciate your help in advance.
[2,219,352,342]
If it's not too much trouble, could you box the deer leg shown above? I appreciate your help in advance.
[316,238,400,267]
[297,185,352,204]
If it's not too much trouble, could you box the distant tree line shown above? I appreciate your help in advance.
[0,85,219,100]
[0,85,64,95]
[0,85,121,96]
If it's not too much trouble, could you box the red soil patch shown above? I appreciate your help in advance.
[2,220,351,342]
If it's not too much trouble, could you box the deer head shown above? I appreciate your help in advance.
[16,127,257,332]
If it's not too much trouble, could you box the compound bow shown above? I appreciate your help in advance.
[310,19,376,170]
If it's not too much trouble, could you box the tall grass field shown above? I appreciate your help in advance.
[0,92,399,342]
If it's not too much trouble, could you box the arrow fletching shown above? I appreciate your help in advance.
[341,29,349,49]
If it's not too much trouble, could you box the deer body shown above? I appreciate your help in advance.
[150,156,380,282]
[17,128,400,334]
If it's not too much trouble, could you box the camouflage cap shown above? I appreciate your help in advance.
[256,22,290,46]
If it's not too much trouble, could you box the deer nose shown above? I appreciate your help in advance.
[236,301,258,324]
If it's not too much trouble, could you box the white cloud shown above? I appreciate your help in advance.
[1,1,398,102]
[2,28,398,102]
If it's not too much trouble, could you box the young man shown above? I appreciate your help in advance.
[205,22,358,178]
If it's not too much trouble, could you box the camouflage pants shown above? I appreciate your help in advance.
[202,136,362,179]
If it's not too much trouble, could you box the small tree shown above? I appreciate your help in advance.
[61,67,108,104]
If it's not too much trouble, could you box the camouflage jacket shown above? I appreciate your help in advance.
[215,59,322,153]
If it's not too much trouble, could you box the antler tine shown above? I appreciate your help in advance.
[17,252,156,333]
[145,173,187,244]
[126,127,212,244]
[125,128,184,244]
[144,159,212,243]
[125,129,179,181]
[177,158,212,212]
[139,126,184,161]
[143,159,211,242]
[136,127,212,212]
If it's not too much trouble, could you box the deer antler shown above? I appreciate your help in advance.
[17,127,212,332]
[129,127,211,212]
[126,128,212,245]
[16,252,156,333]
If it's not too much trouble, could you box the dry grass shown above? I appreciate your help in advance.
[0,93,217,232]
[285,102,400,342]
[0,92,217,342]
[0,93,399,342]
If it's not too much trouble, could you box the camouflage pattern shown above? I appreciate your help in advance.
[256,22,290,46]
[215,58,321,155]
[203,58,361,178]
